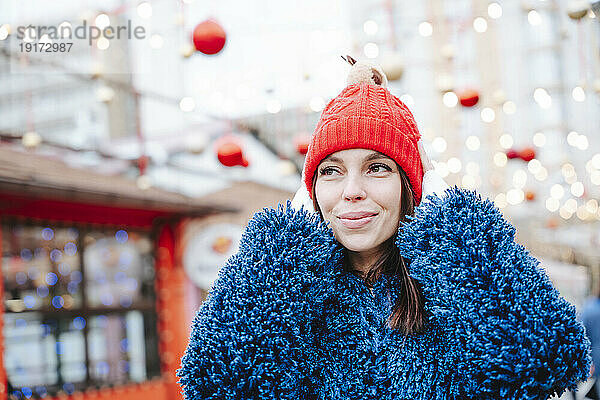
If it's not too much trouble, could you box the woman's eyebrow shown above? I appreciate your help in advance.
[321,153,391,163]
[322,155,342,163]
[363,153,390,162]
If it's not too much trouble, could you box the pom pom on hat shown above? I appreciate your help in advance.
[342,55,388,88]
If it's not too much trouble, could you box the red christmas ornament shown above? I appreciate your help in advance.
[519,147,536,162]
[216,141,249,167]
[458,89,480,107]
[137,155,149,175]
[546,217,559,229]
[293,134,311,155]
[192,19,226,55]
[525,191,536,201]
[506,149,520,159]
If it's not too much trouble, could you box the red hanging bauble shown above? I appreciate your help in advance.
[216,141,249,167]
[137,155,150,175]
[546,217,559,229]
[192,19,226,55]
[525,191,536,201]
[458,89,480,107]
[519,147,536,162]
[293,134,311,155]
[506,149,520,159]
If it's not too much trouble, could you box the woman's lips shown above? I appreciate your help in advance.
[338,214,377,229]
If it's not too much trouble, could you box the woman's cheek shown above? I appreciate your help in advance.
[317,184,339,210]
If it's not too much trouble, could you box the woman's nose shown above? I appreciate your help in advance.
[342,175,367,201]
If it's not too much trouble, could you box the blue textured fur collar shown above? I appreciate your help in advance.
[178,186,591,400]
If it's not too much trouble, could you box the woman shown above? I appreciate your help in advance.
[177,57,591,400]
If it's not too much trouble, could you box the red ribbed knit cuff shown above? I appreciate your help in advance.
[304,115,423,205]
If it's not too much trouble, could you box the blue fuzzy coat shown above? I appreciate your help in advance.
[177,187,591,400]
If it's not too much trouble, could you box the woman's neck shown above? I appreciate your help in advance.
[346,246,384,277]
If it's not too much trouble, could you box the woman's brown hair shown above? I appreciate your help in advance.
[311,160,425,335]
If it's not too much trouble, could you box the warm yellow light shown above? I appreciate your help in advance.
[465,136,480,151]
[447,157,462,173]
[419,21,433,37]
[363,20,378,35]
[434,162,449,178]
[513,169,527,189]
[572,86,586,102]
[550,184,565,199]
[432,137,447,153]
[488,3,502,19]
[473,17,488,33]
[559,207,573,220]
[481,107,495,123]
[533,132,546,147]
[466,162,479,176]
[528,10,542,26]
[507,189,524,205]
[534,167,548,181]
[462,175,476,189]
[493,152,507,167]
[499,134,513,149]
[443,92,458,107]
[179,97,196,112]
[546,198,559,212]
[565,198,578,213]
[364,42,379,58]
[137,2,153,19]
[586,199,599,213]
[266,100,281,114]
[527,159,542,174]
[502,101,516,115]
[495,193,507,208]
[571,181,584,197]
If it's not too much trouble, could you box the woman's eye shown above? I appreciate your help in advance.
[369,163,392,173]
[319,167,338,176]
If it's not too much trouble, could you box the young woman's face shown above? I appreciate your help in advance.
[315,148,402,253]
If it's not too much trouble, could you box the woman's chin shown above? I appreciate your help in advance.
[336,235,376,253]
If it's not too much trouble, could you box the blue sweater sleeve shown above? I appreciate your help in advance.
[177,202,339,400]
[397,186,592,399]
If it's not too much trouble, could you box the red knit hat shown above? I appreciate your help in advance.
[303,56,424,205]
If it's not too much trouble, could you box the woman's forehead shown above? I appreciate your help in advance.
[322,149,391,163]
